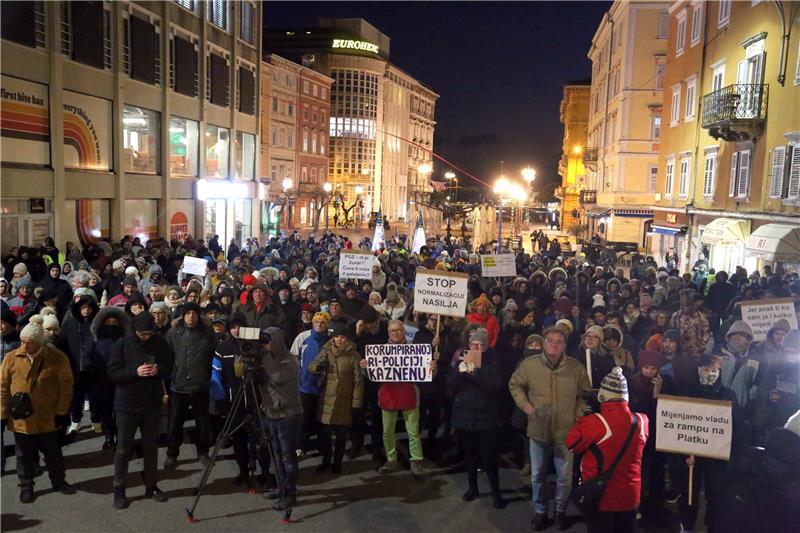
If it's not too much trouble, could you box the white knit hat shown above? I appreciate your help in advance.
[598,366,629,403]
[20,315,45,343]
[42,314,60,331]
[112,259,124,270]
[125,266,139,277]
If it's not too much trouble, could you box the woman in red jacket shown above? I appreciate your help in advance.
[565,367,649,533]
[466,294,499,348]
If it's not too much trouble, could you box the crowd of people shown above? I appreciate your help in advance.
[1,230,799,532]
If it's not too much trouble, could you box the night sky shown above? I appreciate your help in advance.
[263,1,611,193]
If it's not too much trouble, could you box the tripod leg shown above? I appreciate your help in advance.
[249,381,292,523]
[185,383,247,522]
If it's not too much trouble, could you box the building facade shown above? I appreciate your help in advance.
[0,0,262,254]
[266,18,439,234]
[556,80,591,235]
[585,0,670,248]
[653,0,800,273]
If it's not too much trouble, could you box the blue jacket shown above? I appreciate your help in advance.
[293,328,329,395]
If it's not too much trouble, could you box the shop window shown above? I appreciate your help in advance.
[122,105,160,174]
[171,33,199,97]
[234,131,255,180]
[169,116,198,176]
[205,125,229,178]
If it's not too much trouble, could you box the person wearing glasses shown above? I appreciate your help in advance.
[509,326,592,531]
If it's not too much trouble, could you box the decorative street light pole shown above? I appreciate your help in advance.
[323,181,333,233]
[521,166,536,225]
[494,176,528,253]
[282,177,293,233]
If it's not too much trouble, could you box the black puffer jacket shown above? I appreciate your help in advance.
[108,333,173,414]
[60,295,99,372]
[166,318,215,394]
[447,347,504,432]
[260,328,302,420]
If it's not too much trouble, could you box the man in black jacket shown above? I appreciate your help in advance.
[107,312,172,509]
[164,302,216,468]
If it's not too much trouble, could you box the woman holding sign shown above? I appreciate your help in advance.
[448,328,506,509]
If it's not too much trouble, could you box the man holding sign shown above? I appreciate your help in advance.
[360,320,435,478]
[657,354,737,533]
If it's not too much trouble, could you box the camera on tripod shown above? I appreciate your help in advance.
[234,327,268,379]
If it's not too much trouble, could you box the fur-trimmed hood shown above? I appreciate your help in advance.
[91,306,129,338]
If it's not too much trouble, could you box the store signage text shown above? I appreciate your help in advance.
[332,39,379,54]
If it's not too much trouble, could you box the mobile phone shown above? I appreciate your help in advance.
[146,356,156,366]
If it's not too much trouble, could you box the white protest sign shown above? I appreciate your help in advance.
[365,344,433,382]
[740,297,799,342]
[413,268,469,317]
[480,254,517,277]
[339,250,374,280]
[656,395,732,460]
[182,256,208,277]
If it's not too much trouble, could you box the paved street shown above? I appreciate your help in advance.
[1,423,590,533]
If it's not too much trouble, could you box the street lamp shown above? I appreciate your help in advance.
[354,185,364,226]
[282,177,293,231]
[323,181,333,232]
[521,167,536,225]
[494,177,528,253]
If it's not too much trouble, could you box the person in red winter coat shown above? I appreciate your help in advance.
[566,366,649,533]
[466,294,500,348]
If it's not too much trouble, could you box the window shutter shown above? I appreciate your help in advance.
[1,1,36,47]
[210,53,228,107]
[703,155,714,197]
[769,146,787,198]
[787,145,800,199]
[729,152,738,197]
[737,149,751,198]
[174,36,197,97]
[72,2,105,68]
[130,16,156,84]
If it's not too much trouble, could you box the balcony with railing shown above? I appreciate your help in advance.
[583,147,598,171]
[701,83,768,141]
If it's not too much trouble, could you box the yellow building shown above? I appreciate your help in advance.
[557,80,590,235]
[586,0,671,249]
[653,0,800,273]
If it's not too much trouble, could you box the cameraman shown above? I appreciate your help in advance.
[259,327,302,511]
[211,312,254,485]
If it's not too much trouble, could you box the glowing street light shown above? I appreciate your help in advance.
[444,171,456,180]
[322,182,333,232]
[322,182,333,193]
[522,166,536,185]
[354,185,364,195]
[417,163,432,175]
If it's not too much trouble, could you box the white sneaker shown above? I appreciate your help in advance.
[83,400,90,412]
[67,422,80,435]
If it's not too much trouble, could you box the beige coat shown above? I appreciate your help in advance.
[508,353,591,444]
[1,345,74,434]
[308,339,363,426]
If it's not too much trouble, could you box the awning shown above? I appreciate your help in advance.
[585,208,611,218]
[651,224,687,236]
[700,218,751,248]
[745,223,800,262]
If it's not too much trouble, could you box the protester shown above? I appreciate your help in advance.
[509,326,591,530]
[0,317,76,503]
[566,367,649,533]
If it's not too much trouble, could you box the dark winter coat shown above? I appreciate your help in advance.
[165,318,215,394]
[108,333,173,414]
[260,328,302,420]
[60,296,98,372]
[447,348,504,431]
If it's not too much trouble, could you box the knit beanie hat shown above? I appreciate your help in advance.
[554,296,572,316]
[555,319,574,335]
[13,263,28,276]
[132,312,155,332]
[73,287,97,302]
[42,313,60,331]
[385,283,400,305]
[637,350,663,369]
[644,334,664,353]
[16,278,32,289]
[125,266,139,277]
[592,294,606,309]
[112,259,124,270]
[149,301,170,314]
[474,293,491,309]
[469,328,489,348]
[313,311,331,327]
[598,366,629,403]
[182,302,201,317]
[585,325,604,342]
[726,320,754,341]
[123,276,138,288]
[332,323,350,339]
[20,316,45,343]
[504,299,518,313]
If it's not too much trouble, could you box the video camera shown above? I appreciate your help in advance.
[234,327,268,379]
